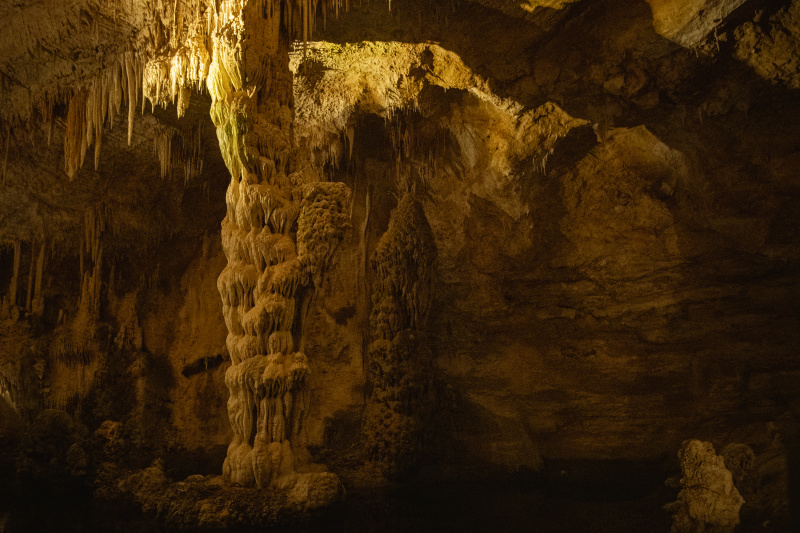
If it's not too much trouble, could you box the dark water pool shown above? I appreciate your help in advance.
[0,462,677,533]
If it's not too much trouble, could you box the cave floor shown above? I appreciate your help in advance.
[0,461,680,533]
[1,459,789,532]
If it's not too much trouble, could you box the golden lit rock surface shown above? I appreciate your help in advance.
[1,0,799,530]
[646,0,748,46]
[665,439,745,532]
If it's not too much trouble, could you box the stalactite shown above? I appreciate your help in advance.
[24,243,35,312]
[154,124,175,179]
[61,53,143,177]
[77,206,104,318]
[180,121,205,183]
[2,126,10,184]
[108,262,115,297]
[123,51,138,145]
[32,241,45,316]
[150,118,206,182]
[64,90,88,179]
[176,85,191,118]
[7,240,20,307]
[79,240,84,288]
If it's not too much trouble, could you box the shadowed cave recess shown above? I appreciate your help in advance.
[1,0,799,531]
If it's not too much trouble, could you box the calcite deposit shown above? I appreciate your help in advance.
[363,192,436,475]
[665,440,745,533]
[206,0,349,492]
[1,0,799,530]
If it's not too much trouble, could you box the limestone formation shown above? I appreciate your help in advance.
[364,192,436,475]
[1,0,800,530]
[733,0,800,89]
[721,442,755,488]
[6,0,350,511]
[207,0,349,493]
[646,0,748,47]
[665,440,745,533]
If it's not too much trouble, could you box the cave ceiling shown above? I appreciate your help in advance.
[0,0,792,250]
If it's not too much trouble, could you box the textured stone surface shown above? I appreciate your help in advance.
[119,463,344,530]
[0,0,798,529]
[647,0,748,47]
[665,440,744,532]
[734,1,800,88]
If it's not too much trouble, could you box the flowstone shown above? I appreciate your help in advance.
[120,462,343,530]
[207,0,348,511]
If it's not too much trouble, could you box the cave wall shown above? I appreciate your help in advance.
[0,0,798,505]
[288,0,800,474]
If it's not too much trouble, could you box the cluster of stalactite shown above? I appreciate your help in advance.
[59,47,210,183]
[363,192,437,475]
[384,112,466,196]
[2,240,46,317]
[4,0,368,185]
[210,0,349,489]
[2,0,353,494]
[54,2,211,179]
[63,52,146,179]
[153,121,205,182]
[0,348,48,418]
[0,373,13,410]
[77,206,105,327]
[44,206,107,413]
[0,205,110,416]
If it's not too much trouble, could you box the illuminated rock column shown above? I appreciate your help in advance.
[210,0,348,488]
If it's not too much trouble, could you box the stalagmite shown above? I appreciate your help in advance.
[364,193,437,475]
[665,440,745,532]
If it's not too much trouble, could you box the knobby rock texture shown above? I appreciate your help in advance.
[0,0,799,530]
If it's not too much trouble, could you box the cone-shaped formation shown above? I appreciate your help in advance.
[364,193,437,475]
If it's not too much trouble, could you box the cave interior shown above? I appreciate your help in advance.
[1,0,800,531]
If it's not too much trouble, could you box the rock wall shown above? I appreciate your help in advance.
[288,0,800,477]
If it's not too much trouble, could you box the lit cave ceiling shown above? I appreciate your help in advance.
[1,0,799,531]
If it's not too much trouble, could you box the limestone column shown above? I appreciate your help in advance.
[210,0,348,488]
